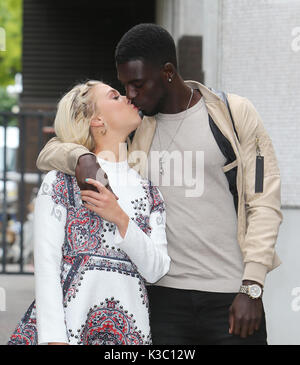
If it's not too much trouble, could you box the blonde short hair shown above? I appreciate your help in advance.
[54,80,102,151]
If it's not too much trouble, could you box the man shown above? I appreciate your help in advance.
[37,24,282,345]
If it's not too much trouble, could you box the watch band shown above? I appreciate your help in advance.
[239,285,249,296]
[239,284,263,299]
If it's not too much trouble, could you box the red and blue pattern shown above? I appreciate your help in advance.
[7,302,37,345]
[68,299,150,345]
[7,171,152,345]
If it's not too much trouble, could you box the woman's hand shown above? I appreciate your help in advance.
[81,178,129,238]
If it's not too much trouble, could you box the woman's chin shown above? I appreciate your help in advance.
[135,114,143,126]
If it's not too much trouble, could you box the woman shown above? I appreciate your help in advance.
[8,80,170,345]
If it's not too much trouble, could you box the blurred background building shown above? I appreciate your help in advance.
[0,0,299,345]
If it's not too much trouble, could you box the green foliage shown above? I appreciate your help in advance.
[0,87,18,125]
[0,86,17,111]
[0,0,22,86]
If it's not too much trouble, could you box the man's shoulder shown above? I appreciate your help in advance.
[227,93,257,114]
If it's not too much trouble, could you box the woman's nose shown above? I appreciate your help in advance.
[123,95,130,104]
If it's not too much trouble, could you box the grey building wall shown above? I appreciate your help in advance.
[218,0,300,208]
[217,0,300,344]
[156,0,300,344]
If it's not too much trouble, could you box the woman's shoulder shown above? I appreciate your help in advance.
[38,170,76,199]
[40,170,71,185]
[43,170,74,182]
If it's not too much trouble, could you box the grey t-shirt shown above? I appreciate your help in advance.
[146,95,244,293]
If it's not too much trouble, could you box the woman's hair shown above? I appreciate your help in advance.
[54,80,102,151]
[115,23,177,69]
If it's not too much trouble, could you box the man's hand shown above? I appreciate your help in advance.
[75,154,118,199]
[228,281,263,338]
[81,179,129,237]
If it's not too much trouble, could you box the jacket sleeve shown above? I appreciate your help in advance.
[36,137,93,175]
[33,170,68,344]
[231,95,283,286]
[113,187,170,284]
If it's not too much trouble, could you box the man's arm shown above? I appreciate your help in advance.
[36,137,92,175]
[232,96,282,283]
[37,137,115,194]
[227,95,282,338]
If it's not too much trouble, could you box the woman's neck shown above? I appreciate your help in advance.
[93,140,128,162]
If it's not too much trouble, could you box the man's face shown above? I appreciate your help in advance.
[117,60,166,117]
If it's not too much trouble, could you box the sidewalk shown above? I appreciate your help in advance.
[0,274,35,345]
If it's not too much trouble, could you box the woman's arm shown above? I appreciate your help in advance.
[114,205,170,284]
[33,170,69,345]
[81,179,170,284]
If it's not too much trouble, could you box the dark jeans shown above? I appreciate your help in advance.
[148,285,268,345]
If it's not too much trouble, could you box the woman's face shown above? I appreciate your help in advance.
[92,83,142,135]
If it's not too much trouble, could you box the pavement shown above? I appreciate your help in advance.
[0,274,35,345]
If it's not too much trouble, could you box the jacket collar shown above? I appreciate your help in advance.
[141,80,226,128]
[185,80,226,105]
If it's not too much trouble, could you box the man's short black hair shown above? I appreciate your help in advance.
[115,23,177,69]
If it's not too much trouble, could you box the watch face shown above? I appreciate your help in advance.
[249,285,262,298]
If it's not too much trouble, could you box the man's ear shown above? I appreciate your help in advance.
[162,62,176,82]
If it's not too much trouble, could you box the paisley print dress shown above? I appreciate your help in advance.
[8,158,169,345]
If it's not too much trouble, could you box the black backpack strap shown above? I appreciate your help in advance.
[208,88,240,144]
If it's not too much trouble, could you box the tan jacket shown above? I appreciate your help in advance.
[37,81,283,286]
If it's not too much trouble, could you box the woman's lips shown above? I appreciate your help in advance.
[129,102,143,118]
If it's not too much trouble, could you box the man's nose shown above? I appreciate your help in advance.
[126,85,137,100]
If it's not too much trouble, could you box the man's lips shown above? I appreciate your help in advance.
[131,102,144,118]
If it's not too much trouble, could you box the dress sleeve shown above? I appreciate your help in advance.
[33,171,69,344]
[36,137,93,175]
[114,186,170,284]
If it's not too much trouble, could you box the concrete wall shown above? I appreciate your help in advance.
[216,1,300,344]
[218,0,300,207]
[264,208,300,345]
[156,0,300,344]
[156,0,220,87]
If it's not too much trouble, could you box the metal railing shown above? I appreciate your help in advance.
[0,111,55,275]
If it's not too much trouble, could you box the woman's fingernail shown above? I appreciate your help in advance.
[85,178,89,182]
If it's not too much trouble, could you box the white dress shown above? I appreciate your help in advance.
[8,157,170,345]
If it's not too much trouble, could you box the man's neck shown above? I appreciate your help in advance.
[160,78,202,114]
